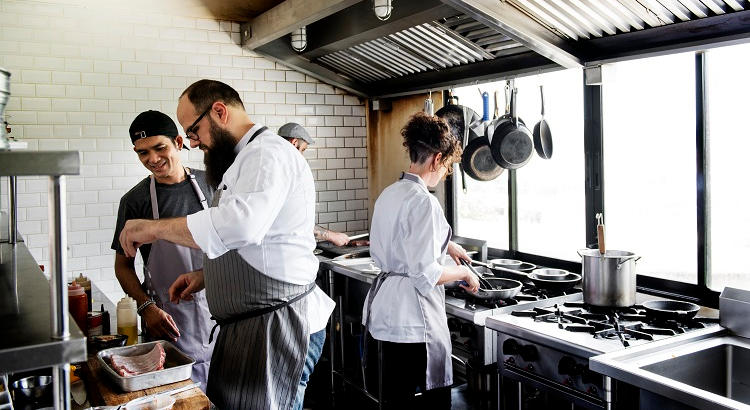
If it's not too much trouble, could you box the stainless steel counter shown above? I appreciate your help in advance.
[0,240,87,373]
[590,328,746,410]
[319,257,377,285]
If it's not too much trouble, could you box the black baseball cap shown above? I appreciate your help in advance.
[128,110,188,150]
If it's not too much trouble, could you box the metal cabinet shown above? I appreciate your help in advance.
[0,151,86,410]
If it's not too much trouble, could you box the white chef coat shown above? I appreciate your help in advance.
[363,172,451,342]
[187,124,335,333]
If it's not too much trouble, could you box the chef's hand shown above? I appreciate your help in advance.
[328,231,350,247]
[119,219,158,258]
[447,241,471,265]
[459,266,480,294]
[169,270,205,303]
[142,304,180,342]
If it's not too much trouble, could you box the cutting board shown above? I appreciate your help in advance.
[85,357,210,409]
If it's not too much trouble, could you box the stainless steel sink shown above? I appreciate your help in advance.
[591,327,750,410]
[641,343,750,402]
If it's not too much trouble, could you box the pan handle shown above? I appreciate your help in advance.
[616,255,641,269]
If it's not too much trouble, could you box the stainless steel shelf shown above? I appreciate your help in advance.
[0,151,80,176]
[0,240,86,373]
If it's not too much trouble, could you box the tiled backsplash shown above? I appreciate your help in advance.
[0,0,368,303]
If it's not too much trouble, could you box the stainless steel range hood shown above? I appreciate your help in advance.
[242,0,750,98]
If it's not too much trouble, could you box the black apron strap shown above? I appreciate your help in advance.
[208,282,316,343]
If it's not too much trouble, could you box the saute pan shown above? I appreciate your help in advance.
[528,272,580,292]
[490,88,533,169]
[471,260,532,282]
[641,300,700,321]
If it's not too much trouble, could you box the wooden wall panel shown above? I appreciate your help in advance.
[366,93,444,226]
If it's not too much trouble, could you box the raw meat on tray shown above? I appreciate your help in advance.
[110,343,166,376]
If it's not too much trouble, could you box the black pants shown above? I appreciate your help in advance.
[378,340,451,410]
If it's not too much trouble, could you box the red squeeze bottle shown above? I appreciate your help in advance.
[68,282,88,336]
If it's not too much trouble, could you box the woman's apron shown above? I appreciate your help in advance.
[202,135,315,409]
[364,172,453,391]
[143,169,215,387]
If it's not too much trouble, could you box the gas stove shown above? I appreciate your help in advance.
[445,281,584,402]
[486,294,720,410]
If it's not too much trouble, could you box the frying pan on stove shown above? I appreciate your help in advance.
[472,278,523,300]
[471,260,532,282]
[460,260,523,300]
[528,272,581,292]
[641,300,700,321]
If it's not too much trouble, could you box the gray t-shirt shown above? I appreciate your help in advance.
[111,169,214,265]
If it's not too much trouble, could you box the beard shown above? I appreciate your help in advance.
[203,119,239,189]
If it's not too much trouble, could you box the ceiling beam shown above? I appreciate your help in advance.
[255,38,370,97]
[241,0,362,50]
[301,0,457,59]
[440,0,583,69]
[581,9,750,65]
[368,52,562,98]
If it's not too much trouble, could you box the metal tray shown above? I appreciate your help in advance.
[96,340,194,392]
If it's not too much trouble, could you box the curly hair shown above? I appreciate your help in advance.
[402,112,462,172]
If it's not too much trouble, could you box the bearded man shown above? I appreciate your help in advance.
[118,80,334,410]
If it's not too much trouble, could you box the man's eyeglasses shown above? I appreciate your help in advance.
[185,106,211,141]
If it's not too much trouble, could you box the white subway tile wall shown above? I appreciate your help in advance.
[0,0,368,304]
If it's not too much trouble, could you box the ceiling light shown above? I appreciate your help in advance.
[373,0,393,21]
[291,26,307,52]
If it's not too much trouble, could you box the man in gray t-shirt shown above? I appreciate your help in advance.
[111,110,215,386]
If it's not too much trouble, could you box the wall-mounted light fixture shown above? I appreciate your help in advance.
[291,26,307,52]
[373,0,393,21]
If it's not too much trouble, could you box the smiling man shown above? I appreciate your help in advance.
[118,81,334,410]
[111,110,216,388]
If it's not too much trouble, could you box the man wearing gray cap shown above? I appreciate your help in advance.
[112,110,215,387]
[278,122,315,153]
[278,122,357,247]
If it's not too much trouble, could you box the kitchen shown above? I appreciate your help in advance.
[1,0,749,409]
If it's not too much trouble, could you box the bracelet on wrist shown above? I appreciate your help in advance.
[137,299,155,315]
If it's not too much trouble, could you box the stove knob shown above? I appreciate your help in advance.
[558,356,580,376]
[502,339,520,355]
[519,345,539,362]
[587,385,599,396]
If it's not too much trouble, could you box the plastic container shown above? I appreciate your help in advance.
[117,297,138,346]
[125,394,176,410]
[74,273,92,311]
[68,282,88,335]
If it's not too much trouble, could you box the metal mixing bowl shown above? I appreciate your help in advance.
[12,375,52,401]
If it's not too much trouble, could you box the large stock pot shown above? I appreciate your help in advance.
[578,249,640,307]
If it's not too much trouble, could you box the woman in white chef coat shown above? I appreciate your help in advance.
[362,112,481,409]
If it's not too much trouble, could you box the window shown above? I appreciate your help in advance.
[452,69,584,255]
[515,70,585,260]
[706,43,750,291]
[452,82,510,249]
[602,53,696,283]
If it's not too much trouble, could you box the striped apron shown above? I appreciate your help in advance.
[143,168,214,387]
[203,188,315,410]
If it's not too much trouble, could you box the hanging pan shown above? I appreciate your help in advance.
[490,88,534,169]
[462,90,503,182]
[532,85,553,159]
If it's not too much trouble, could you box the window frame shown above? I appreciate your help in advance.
[447,51,722,308]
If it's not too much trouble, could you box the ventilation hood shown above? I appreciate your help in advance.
[241,0,750,98]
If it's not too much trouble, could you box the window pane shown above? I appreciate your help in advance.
[602,53,696,283]
[515,70,585,260]
[706,44,750,291]
[453,82,509,249]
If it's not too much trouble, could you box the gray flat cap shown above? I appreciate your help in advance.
[278,122,314,145]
